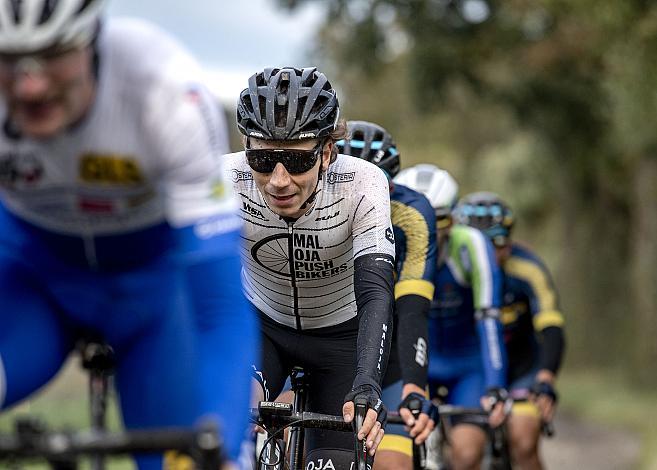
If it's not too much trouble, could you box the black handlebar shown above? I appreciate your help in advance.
[0,420,222,470]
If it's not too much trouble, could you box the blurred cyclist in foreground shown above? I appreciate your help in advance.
[337,121,439,470]
[396,164,509,470]
[0,1,256,468]
[455,192,565,470]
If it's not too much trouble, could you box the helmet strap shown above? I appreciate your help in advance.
[299,154,325,211]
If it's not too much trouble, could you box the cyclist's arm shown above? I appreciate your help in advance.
[350,167,396,393]
[353,253,395,392]
[453,226,508,389]
[506,252,566,377]
[391,196,437,390]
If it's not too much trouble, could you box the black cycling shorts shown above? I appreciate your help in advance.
[253,309,359,455]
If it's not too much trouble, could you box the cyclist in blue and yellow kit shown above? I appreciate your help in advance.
[455,192,565,470]
[0,1,256,468]
[395,164,509,470]
[337,121,439,470]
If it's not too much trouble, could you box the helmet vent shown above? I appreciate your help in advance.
[38,0,58,26]
[9,0,21,23]
[297,96,308,121]
[75,0,97,15]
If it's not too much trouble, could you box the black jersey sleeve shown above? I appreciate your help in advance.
[395,294,431,388]
[351,253,395,395]
[538,326,565,374]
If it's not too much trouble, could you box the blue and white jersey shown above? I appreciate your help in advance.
[0,18,238,267]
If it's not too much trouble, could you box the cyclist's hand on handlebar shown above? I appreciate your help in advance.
[481,388,511,428]
[398,389,438,444]
[343,385,387,455]
[531,381,558,422]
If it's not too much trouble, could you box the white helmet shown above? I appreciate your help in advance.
[394,163,459,216]
[0,0,105,54]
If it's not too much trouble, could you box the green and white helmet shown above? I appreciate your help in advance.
[0,0,105,54]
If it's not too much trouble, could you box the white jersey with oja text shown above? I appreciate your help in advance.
[225,152,396,330]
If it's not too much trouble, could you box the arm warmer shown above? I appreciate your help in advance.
[538,326,565,374]
[352,253,395,395]
[395,294,430,388]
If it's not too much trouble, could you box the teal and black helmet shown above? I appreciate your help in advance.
[454,192,515,246]
[336,120,400,177]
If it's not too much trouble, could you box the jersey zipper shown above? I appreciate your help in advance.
[288,223,302,330]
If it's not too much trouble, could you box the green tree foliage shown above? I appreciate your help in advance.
[279,0,657,384]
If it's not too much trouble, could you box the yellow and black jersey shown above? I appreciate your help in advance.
[501,242,565,382]
[390,183,437,301]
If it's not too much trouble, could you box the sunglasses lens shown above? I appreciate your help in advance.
[246,153,277,173]
[246,147,320,175]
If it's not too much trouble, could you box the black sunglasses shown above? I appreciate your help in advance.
[245,139,325,175]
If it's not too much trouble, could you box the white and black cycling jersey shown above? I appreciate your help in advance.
[225,153,396,330]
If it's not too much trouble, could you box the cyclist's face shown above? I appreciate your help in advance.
[0,45,96,139]
[248,138,332,218]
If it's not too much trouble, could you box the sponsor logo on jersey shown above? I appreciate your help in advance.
[385,226,395,244]
[78,197,114,213]
[326,171,355,184]
[414,337,428,367]
[315,210,339,221]
[231,168,253,182]
[0,151,43,187]
[79,154,144,185]
[252,232,349,279]
[242,201,266,220]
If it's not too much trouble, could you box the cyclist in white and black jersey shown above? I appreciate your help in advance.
[0,2,256,468]
[226,66,396,468]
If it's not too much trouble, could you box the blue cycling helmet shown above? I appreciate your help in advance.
[454,192,514,247]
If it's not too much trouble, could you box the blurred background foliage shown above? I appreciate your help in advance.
[279,0,657,385]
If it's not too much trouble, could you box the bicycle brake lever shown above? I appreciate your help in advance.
[353,397,368,470]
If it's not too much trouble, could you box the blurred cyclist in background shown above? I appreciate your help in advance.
[396,164,509,470]
[455,192,565,470]
[337,121,439,470]
[226,67,395,469]
[0,1,256,468]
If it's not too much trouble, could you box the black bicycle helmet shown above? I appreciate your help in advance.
[454,192,515,246]
[336,120,400,177]
[236,67,339,141]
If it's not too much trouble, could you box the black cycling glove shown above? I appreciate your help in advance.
[344,384,387,426]
[531,381,559,403]
[398,392,439,423]
[484,387,513,414]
